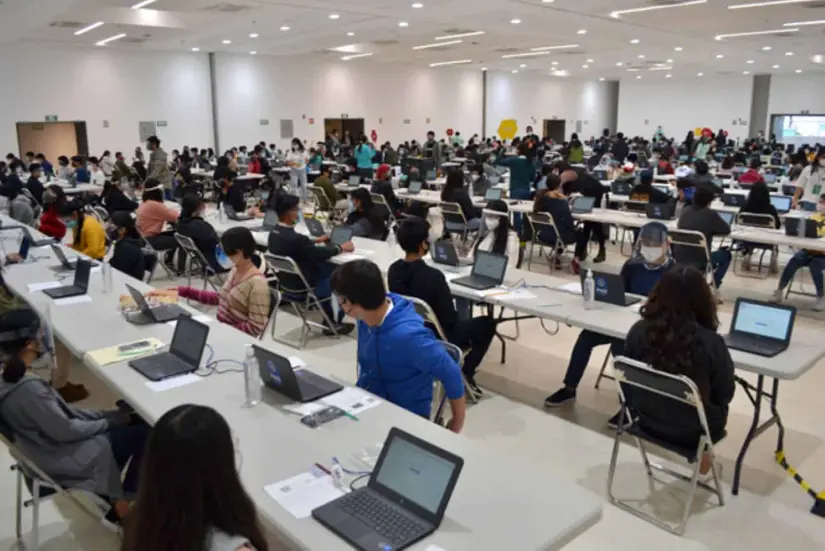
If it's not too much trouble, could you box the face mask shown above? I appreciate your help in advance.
[484,217,500,231]
[65,219,78,229]
[261,192,270,200]
[641,246,663,264]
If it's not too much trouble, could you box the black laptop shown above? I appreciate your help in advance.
[722,193,746,207]
[724,298,795,357]
[124,283,187,325]
[579,270,641,306]
[715,209,735,228]
[50,244,99,272]
[593,169,609,181]
[129,315,210,381]
[406,180,423,195]
[452,250,508,290]
[646,201,676,220]
[330,226,354,247]
[253,345,342,402]
[571,196,596,214]
[305,218,326,237]
[785,217,819,238]
[611,180,633,196]
[484,187,502,201]
[250,210,278,232]
[43,259,92,299]
[431,239,472,267]
[313,427,464,551]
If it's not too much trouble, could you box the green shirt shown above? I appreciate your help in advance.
[314,175,339,207]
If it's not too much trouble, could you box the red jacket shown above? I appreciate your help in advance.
[738,168,765,186]
[39,206,66,239]
[248,159,261,174]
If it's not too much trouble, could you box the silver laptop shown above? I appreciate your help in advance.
[571,196,596,214]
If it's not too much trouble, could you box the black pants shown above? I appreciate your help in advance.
[447,317,496,376]
[573,193,606,260]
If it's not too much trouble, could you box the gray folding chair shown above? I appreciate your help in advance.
[668,229,717,292]
[608,356,726,536]
[733,212,777,279]
[174,233,224,293]
[264,253,340,349]
[439,201,474,243]
[309,186,336,225]
[525,212,568,272]
[370,193,396,228]
[619,201,648,255]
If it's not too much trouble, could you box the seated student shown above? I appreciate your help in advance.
[100,150,116,177]
[88,156,106,187]
[558,163,607,267]
[623,265,735,473]
[738,181,781,272]
[388,218,496,392]
[0,308,149,523]
[8,184,39,226]
[26,163,45,204]
[677,160,723,199]
[108,211,149,281]
[440,170,480,232]
[221,174,247,216]
[122,404,268,551]
[101,180,138,215]
[176,194,225,275]
[151,227,270,337]
[35,153,53,178]
[345,188,386,239]
[676,186,732,290]
[70,155,90,184]
[113,152,133,182]
[545,222,675,423]
[213,156,237,183]
[331,260,466,432]
[61,203,106,260]
[520,175,576,266]
[268,194,355,335]
[39,187,68,239]
[629,169,672,203]
[370,163,401,214]
[314,164,348,211]
[655,153,675,175]
[738,156,765,186]
[773,193,825,311]
[56,155,72,181]
[136,181,180,265]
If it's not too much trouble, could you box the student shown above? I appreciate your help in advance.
[102,180,139,215]
[440,170,480,231]
[122,404,268,551]
[345,188,386,239]
[773,193,825,311]
[739,157,765,186]
[793,150,825,211]
[370,163,401,213]
[611,132,630,163]
[737,181,782,272]
[39,186,67,239]
[213,156,236,183]
[108,211,149,281]
[176,194,225,275]
[558,163,607,268]
[34,153,53,177]
[545,223,675,421]
[629,169,672,203]
[22,163,43,206]
[677,187,732,289]
[520,175,576,262]
[655,153,675,175]
[100,150,116,177]
[567,133,584,164]
[220,174,247,216]
[389,218,496,392]
[146,136,172,197]
[677,160,723,199]
[267,194,355,335]
[286,138,309,200]
[314,164,347,210]
[88,157,107,187]
[55,155,71,181]
[61,203,106,260]
[623,265,734,473]
[111,152,133,182]
[331,259,466,432]
[70,156,90,184]
[494,142,535,230]
[353,135,375,180]
[151,226,270,337]
[0,308,148,522]
[422,131,443,169]
[136,181,180,267]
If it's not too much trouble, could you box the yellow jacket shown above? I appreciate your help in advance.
[71,215,106,260]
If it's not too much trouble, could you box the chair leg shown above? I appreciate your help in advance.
[594,349,614,390]
[527,242,535,270]
[31,478,41,550]
[676,443,705,536]
[606,424,623,503]
[15,465,23,545]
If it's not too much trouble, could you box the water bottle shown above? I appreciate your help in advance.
[583,269,596,310]
[243,344,262,407]
[218,203,224,223]
[101,261,113,293]
[387,228,396,257]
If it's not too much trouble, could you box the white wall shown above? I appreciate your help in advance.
[768,73,825,117]
[485,71,615,139]
[617,75,754,142]
[214,54,484,150]
[0,45,212,157]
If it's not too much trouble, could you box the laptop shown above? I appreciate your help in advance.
[580,270,641,306]
[312,427,463,551]
[330,226,354,247]
[224,205,252,221]
[129,316,210,381]
[452,250,508,290]
[250,210,278,232]
[611,180,633,196]
[764,173,777,185]
[770,195,792,215]
[646,201,676,220]
[724,298,795,357]
[305,218,326,237]
[19,227,55,247]
[43,259,91,299]
[406,180,423,195]
[785,217,819,238]
[593,169,609,181]
[431,239,472,267]
[571,196,596,214]
[484,187,502,201]
[124,283,187,325]
[50,244,99,272]
[426,169,437,181]
[715,209,735,227]
[722,193,746,207]
[653,183,671,195]
[348,175,361,188]
[253,345,342,402]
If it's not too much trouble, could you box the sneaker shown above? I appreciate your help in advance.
[56,382,89,403]
[814,298,825,312]
[544,387,576,408]
[771,288,784,304]
[593,249,606,264]
[465,374,483,396]
[607,410,632,430]
[323,322,355,337]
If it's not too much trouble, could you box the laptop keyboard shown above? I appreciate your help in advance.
[339,491,425,544]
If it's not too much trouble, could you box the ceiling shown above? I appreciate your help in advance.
[3,0,825,80]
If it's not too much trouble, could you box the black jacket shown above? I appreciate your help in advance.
[224,183,246,213]
[629,184,672,204]
[176,216,222,272]
[678,173,723,196]
[521,195,576,245]
[568,169,604,202]
[26,177,45,205]
[611,139,629,163]
[441,187,479,220]
[370,180,401,213]
[268,225,340,289]
[103,187,139,214]
[345,210,386,240]
[623,320,735,444]
[739,203,781,230]
[110,238,146,281]
[387,259,458,337]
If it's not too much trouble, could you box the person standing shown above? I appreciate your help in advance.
[286,138,308,201]
[146,136,172,199]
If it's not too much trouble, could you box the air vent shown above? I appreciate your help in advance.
[49,21,84,29]
[440,28,474,35]
[494,47,521,54]
[803,0,825,7]
[201,3,251,13]
[372,39,399,46]
[557,50,586,55]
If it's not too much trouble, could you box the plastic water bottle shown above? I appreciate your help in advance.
[218,204,224,223]
[583,269,596,310]
[243,344,261,407]
[387,228,397,258]
[101,261,113,293]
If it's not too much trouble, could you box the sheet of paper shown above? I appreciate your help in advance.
[557,282,583,295]
[146,373,201,392]
[53,295,93,306]
[166,314,212,327]
[353,249,375,256]
[264,471,345,519]
[27,281,63,293]
[496,288,536,300]
[86,338,166,367]
[338,253,365,262]
[282,402,327,417]
[426,546,449,551]
[321,387,382,416]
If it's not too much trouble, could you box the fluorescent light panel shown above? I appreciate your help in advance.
[611,0,706,18]
[435,31,484,40]
[784,19,825,26]
[715,28,798,39]
[728,0,815,8]
[341,53,373,60]
[529,44,579,52]
[413,40,462,50]
[74,21,103,35]
[131,0,159,8]
[501,51,549,59]
[430,59,472,67]
[95,33,126,46]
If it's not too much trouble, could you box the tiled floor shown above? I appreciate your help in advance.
[2,234,824,550]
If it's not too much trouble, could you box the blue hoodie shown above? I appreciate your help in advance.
[356,294,464,418]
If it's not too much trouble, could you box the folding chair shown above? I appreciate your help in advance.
[439,201,475,243]
[525,212,568,272]
[310,186,341,226]
[90,205,109,224]
[619,201,648,255]
[264,253,340,349]
[668,229,717,292]
[370,193,396,227]
[139,235,175,281]
[608,356,726,536]
[174,233,224,293]
[260,287,282,340]
[431,341,464,427]
[733,212,777,279]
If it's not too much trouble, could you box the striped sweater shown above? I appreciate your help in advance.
[178,267,270,337]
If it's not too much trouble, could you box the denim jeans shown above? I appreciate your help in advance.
[447,316,496,376]
[510,188,532,234]
[779,250,825,297]
[563,330,624,389]
[710,248,732,288]
[314,262,342,323]
[106,420,150,495]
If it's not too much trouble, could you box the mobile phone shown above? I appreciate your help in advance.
[300,406,346,429]
[118,340,152,353]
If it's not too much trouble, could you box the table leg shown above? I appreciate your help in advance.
[732,375,782,496]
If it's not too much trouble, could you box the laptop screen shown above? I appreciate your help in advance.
[764,173,777,184]
[432,241,456,264]
[348,175,360,186]
[426,170,437,181]
[330,226,354,246]
[408,180,422,193]
[170,316,210,366]
[485,188,502,201]
[373,434,459,515]
[733,300,793,341]
[74,259,92,290]
[770,195,792,213]
[653,184,670,195]
[715,210,735,227]
[572,196,595,212]
[471,250,507,282]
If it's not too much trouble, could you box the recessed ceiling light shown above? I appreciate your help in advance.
[697,72,704,76]
[587,58,594,63]
[674,46,684,51]
[716,54,724,58]
[280,26,290,31]
[743,70,750,74]
[429,59,472,67]
[630,38,640,44]
[511,18,522,24]
[329,13,340,19]
[582,64,589,68]
[616,62,624,66]
[599,77,605,81]
[666,74,672,78]
[638,54,645,59]
[773,64,780,68]
[611,0,707,18]
[785,51,794,56]
[551,61,559,65]
[512,70,518,74]
[746,59,754,63]
[347,32,355,36]
[715,28,798,40]
[795,69,803,73]
[250,51,257,55]
[763,46,772,50]
[191,47,200,52]
[412,2,424,7]
[501,51,550,59]
[728,0,816,9]
[529,44,579,52]
[399,21,409,27]
[636,75,642,79]
[520,63,527,68]
[249,33,258,38]
[222,40,231,44]
[95,33,126,46]
[74,21,104,35]
[413,39,462,50]
[131,0,158,8]
[666,58,674,63]
[435,31,485,39]
[542,0,555,3]
[577,29,587,34]
[482,67,487,71]
[341,52,373,61]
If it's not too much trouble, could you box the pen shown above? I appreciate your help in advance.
[314,462,332,475]
[343,411,360,422]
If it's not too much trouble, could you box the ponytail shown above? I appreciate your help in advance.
[1,358,26,383]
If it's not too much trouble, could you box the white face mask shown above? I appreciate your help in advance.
[292,146,298,152]
[641,246,663,264]
[484,217,500,231]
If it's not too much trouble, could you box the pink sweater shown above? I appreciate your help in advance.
[136,200,179,237]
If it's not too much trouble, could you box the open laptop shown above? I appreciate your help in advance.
[348,175,361,188]
[646,201,676,220]
[785,217,819,238]
[653,183,671,195]
[431,239,472,267]
[724,298,795,357]
[452,250,508,290]
[43,259,91,299]
[715,209,735,228]
[305,218,326,238]
[484,187,502,201]
[250,210,278,232]
[312,427,464,551]
[571,195,596,214]
[406,180,423,195]
[50,244,99,272]
[426,169,437,181]
[580,270,641,306]
[124,283,187,325]
[722,193,746,207]
[224,204,252,221]
[770,195,792,215]
[764,173,778,185]
[19,227,55,247]
[611,180,633,196]
[593,169,609,181]
[330,226,354,247]
[129,315,210,381]
[253,345,342,402]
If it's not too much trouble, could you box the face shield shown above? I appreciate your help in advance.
[630,222,671,269]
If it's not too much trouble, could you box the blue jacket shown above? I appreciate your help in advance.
[354,144,375,169]
[356,294,464,418]
[620,259,674,296]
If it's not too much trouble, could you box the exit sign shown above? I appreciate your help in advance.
[44,115,58,122]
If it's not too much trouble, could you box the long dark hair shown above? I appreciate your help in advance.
[60,203,85,247]
[122,404,268,551]
[476,199,510,254]
[743,181,772,213]
[639,265,718,400]
[811,150,825,175]
[440,171,464,201]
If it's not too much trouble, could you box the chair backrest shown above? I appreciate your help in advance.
[527,212,561,246]
[370,193,392,219]
[402,294,450,342]
[310,186,332,211]
[736,212,776,229]
[623,200,648,214]
[260,287,282,339]
[90,205,109,223]
[668,228,710,269]
[174,233,214,273]
[263,253,313,295]
[439,201,467,226]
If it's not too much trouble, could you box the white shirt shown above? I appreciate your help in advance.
[379,299,394,326]
[796,164,825,203]
[90,169,106,187]
[287,150,307,170]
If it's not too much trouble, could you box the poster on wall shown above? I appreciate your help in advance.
[138,121,156,142]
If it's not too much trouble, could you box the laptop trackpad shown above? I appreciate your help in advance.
[324,509,375,542]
